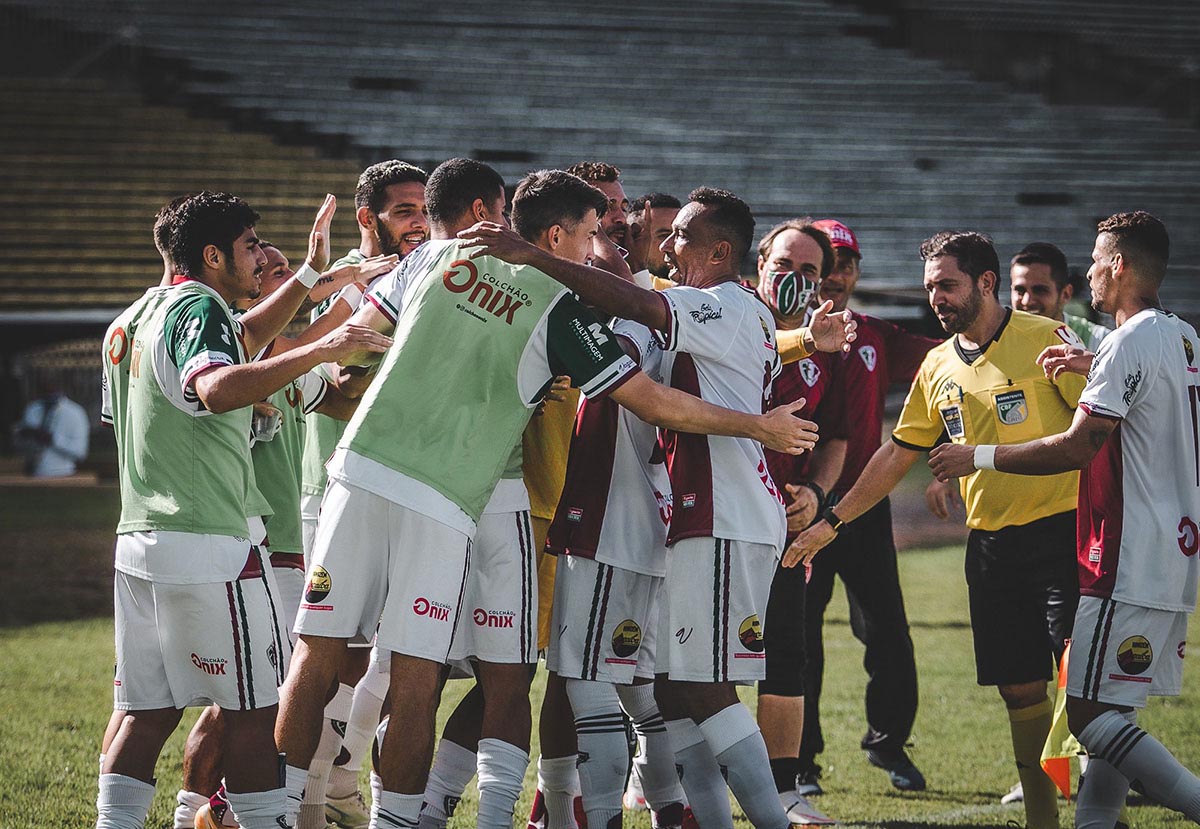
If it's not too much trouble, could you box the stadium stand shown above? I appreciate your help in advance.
[3,0,1199,321]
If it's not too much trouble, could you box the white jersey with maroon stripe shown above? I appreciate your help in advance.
[547,319,672,576]
[1077,308,1200,612]
[654,281,786,551]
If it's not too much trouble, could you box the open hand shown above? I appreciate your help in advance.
[307,194,336,273]
[457,222,543,266]
[1037,344,1094,381]
[809,299,857,353]
[782,520,837,568]
[759,398,818,454]
[317,323,393,363]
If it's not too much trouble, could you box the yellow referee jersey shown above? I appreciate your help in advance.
[893,309,1085,531]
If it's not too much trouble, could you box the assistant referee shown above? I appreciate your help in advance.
[786,231,1085,829]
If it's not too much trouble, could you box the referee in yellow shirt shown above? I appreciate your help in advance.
[787,231,1085,829]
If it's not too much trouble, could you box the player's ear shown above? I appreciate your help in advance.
[356,205,375,232]
[547,224,562,251]
[979,269,997,297]
[711,239,731,265]
[1061,282,1075,302]
[1111,252,1125,278]
[202,243,222,270]
[471,198,487,223]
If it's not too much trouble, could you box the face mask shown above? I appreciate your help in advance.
[761,270,815,317]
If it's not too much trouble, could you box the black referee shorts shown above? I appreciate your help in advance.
[965,510,1079,687]
[759,536,807,697]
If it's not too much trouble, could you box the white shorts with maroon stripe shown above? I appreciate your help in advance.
[657,537,777,684]
[296,480,472,663]
[446,509,538,665]
[113,546,288,711]
[547,555,663,683]
[1067,595,1188,707]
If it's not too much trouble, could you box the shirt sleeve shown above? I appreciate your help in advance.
[1048,323,1087,408]
[653,285,745,361]
[365,261,409,324]
[295,370,330,415]
[611,318,657,366]
[164,294,242,399]
[546,295,640,399]
[1078,329,1142,420]
[100,372,113,425]
[891,363,941,450]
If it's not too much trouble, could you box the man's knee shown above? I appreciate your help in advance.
[997,681,1048,710]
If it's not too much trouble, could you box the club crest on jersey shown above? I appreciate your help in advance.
[738,615,764,653]
[995,390,1028,425]
[442,259,530,324]
[858,345,877,372]
[1116,635,1153,675]
[1183,336,1195,366]
[611,619,643,658]
[305,566,332,603]
[1054,325,1083,347]
[798,359,820,387]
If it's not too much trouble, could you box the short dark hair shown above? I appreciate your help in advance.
[354,160,428,214]
[688,187,756,264]
[165,192,260,277]
[920,231,1000,298]
[626,192,681,222]
[511,170,608,242]
[565,161,621,184]
[1097,211,1169,283]
[425,158,506,227]
[757,219,837,280]
[1011,242,1069,290]
[153,195,191,264]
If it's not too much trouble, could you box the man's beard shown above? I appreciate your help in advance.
[648,260,670,279]
[940,286,983,334]
[376,223,403,257]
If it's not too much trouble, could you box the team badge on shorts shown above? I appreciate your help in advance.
[1116,635,1153,675]
[611,619,642,658]
[305,566,332,603]
[738,615,764,653]
[995,390,1028,425]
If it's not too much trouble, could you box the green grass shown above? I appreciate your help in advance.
[1,546,1197,828]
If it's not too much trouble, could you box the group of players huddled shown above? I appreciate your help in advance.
[95,156,1200,829]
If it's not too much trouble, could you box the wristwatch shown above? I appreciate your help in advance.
[821,505,845,533]
[797,481,826,514]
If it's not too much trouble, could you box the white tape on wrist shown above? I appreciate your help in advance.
[295,263,321,289]
[974,444,998,471]
[339,283,364,309]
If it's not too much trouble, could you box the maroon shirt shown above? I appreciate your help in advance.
[765,349,842,501]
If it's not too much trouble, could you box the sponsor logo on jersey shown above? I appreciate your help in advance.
[798,359,821,387]
[681,493,697,509]
[940,404,965,439]
[611,619,643,657]
[305,565,332,603]
[995,390,1028,425]
[1183,336,1195,366]
[107,327,128,364]
[1116,635,1153,675]
[191,653,228,675]
[413,596,452,621]
[940,379,964,402]
[858,345,877,372]
[689,303,722,324]
[1054,325,1083,347]
[675,627,693,644]
[1177,516,1199,557]
[1123,368,1142,405]
[738,615,764,652]
[442,259,530,324]
[473,608,515,627]
[568,507,583,522]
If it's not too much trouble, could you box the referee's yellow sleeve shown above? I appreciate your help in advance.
[892,362,940,451]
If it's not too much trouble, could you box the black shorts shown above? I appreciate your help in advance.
[759,538,807,697]
[965,510,1079,686]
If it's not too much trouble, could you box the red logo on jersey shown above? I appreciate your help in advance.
[473,608,514,627]
[757,460,784,504]
[1178,516,1199,557]
[442,259,527,324]
[107,327,128,365]
[191,653,228,675]
[654,490,673,525]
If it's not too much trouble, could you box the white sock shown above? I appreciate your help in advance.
[226,787,289,829]
[666,719,733,829]
[283,763,307,826]
[617,684,685,810]
[566,679,627,828]
[538,755,580,829]
[1080,709,1200,819]
[376,790,423,828]
[477,738,530,829]
[1077,754,1131,829]
[698,704,788,829]
[96,773,155,829]
[305,682,354,812]
[419,739,476,829]
[333,666,389,799]
[173,789,209,829]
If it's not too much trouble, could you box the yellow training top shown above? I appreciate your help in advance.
[893,309,1085,531]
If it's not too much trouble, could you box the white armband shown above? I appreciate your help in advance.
[294,262,321,290]
[338,283,364,310]
[973,444,997,471]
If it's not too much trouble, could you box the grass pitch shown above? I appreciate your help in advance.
[1,545,1197,828]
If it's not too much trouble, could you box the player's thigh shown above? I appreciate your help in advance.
[113,571,174,711]
[547,555,656,684]
[376,504,472,663]
[664,537,776,684]
[295,480,390,641]
[1067,596,1187,707]
[448,509,537,665]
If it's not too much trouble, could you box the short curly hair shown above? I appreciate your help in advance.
[354,160,428,214]
[689,187,756,264]
[164,192,260,277]
[1097,211,1169,283]
[565,161,621,185]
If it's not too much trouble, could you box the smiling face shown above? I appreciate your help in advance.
[819,249,861,312]
[924,255,984,334]
[372,181,429,256]
[592,179,629,247]
[1010,261,1069,321]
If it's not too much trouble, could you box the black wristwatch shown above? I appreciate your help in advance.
[821,505,846,533]
[798,481,827,514]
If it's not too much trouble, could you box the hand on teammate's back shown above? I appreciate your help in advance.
[809,299,858,353]
[457,222,542,265]
[1037,343,1094,380]
[315,323,393,363]
[758,398,818,455]
[327,253,400,287]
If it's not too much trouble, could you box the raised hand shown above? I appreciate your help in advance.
[307,194,337,273]
[809,299,857,353]
[1037,344,1094,381]
[758,397,818,454]
[457,222,543,265]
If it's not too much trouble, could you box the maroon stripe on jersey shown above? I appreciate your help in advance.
[662,353,715,545]
[1077,422,1124,598]
[589,565,615,680]
[721,540,732,682]
[237,548,264,580]
[269,552,305,571]
[226,582,247,709]
[545,396,621,559]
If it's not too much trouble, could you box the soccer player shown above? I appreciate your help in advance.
[461,187,831,829]
[787,231,1086,829]
[97,191,391,829]
[626,193,682,285]
[794,220,938,796]
[276,162,816,829]
[1010,242,1109,350]
[566,161,630,249]
[929,212,1200,827]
